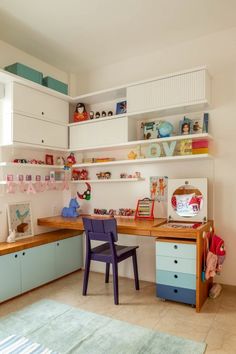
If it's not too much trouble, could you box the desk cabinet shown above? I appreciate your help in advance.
[0,234,83,303]
[21,243,55,293]
[156,240,196,306]
[55,236,83,278]
[0,252,21,302]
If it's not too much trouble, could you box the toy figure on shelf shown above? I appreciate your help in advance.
[89,111,94,120]
[61,198,80,218]
[95,112,100,119]
[56,156,65,165]
[108,111,113,116]
[6,229,16,243]
[96,171,111,179]
[72,169,89,180]
[64,152,76,170]
[73,103,88,122]
[128,150,137,160]
[102,111,106,117]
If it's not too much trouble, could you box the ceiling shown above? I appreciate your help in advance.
[0,0,236,74]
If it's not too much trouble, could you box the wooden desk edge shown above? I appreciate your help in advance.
[0,229,83,256]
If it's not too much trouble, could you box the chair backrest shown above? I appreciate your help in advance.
[83,217,118,243]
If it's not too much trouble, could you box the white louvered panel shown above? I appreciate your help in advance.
[127,69,208,113]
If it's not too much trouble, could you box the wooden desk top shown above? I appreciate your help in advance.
[37,215,167,237]
[0,229,82,256]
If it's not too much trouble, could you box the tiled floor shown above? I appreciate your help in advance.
[0,271,236,354]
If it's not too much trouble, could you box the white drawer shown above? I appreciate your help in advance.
[156,241,196,259]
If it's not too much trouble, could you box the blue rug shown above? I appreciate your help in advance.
[0,300,206,354]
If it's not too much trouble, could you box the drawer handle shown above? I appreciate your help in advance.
[174,260,178,264]
[22,252,25,256]
[41,139,44,143]
[174,245,178,249]
[42,112,45,115]
[174,274,178,279]
[57,242,59,246]
[174,289,178,293]
[14,254,18,258]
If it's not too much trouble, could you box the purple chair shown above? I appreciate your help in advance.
[82,217,140,304]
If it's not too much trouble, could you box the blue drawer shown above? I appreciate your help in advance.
[156,270,196,289]
[156,241,196,259]
[156,284,196,305]
[156,255,196,274]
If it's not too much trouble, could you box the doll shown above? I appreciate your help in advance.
[102,111,106,117]
[73,103,88,122]
[95,112,100,119]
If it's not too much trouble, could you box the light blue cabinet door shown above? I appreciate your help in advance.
[55,236,83,278]
[21,243,55,293]
[0,252,21,302]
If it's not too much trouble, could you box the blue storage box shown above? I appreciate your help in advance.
[4,63,43,84]
[42,76,68,95]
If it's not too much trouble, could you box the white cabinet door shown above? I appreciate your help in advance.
[70,117,128,149]
[13,114,68,149]
[127,69,210,114]
[13,83,68,124]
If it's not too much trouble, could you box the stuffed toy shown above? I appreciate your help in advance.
[205,234,226,280]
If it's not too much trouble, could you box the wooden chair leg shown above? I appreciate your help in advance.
[112,262,119,305]
[105,263,110,283]
[83,256,91,296]
[132,251,140,290]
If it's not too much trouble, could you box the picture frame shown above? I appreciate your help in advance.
[179,120,192,136]
[7,201,34,239]
[45,154,54,165]
[116,101,127,115]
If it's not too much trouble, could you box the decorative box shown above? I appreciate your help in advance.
[42,76,68,95]
[4,63,43,84]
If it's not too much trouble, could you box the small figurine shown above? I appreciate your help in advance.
[72,169,89,180]
[128,150,137,160]
[56,156,65,165]
[61,198,80,218]
[7,230,16,243]
[102,111,106,117]
[77,182,91,200]
[89,111,94,119]
[96,171,111,179]
[95,112,100,119]
[108,111,113,116]
[73,103,88,122]
[64,152,76,170]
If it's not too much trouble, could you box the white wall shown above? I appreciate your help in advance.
[75,27,236,286]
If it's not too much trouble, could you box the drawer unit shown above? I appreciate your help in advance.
[156,241,196,259]
[156,255,196,274]
[156,240,197,306]
[156,270,196,290]
[156,284,196,305]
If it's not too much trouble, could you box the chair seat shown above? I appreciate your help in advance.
[91,242,139,262]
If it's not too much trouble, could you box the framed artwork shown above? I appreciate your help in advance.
[180,121,191,135]
[116,101,127,114]
[45,154,54,165]
[150,176,168,202]
[7,201,34,239]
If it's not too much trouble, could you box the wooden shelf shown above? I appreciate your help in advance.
[71,178,145,183]
[73,154,212,168]
[69,133,212,153]
[0,162,65,169]
[71,85,127,105]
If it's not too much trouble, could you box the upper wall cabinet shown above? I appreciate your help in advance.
[127,68,211,115]
[69,116,130,150]
[12,83,68,124]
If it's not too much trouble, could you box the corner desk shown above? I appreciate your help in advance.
[37,215,213,312]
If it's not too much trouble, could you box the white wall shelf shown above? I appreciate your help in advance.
[73,154,212,168]
[0,180,64,185]
[0,162,65,169]
[71,178,145,183]
[69,133,212,153]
